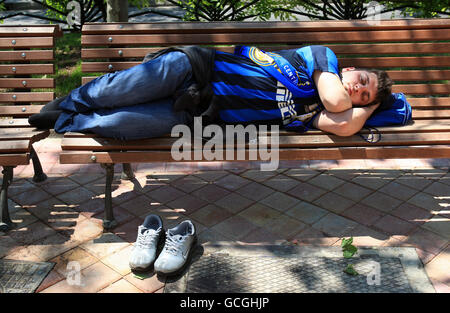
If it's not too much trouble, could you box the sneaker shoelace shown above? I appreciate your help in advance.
[163,233,185,256]
[136,229,159,249]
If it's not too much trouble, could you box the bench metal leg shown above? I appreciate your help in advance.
[30,146,47,183]
[101,163,117,230]
[0,166,14,232]
[121,163,135,180]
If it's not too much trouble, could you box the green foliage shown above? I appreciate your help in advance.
[341,237,359,276]
[343,264,359,276]
[380,0,449,18]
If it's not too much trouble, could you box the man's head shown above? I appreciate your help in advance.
[341,67,393,107]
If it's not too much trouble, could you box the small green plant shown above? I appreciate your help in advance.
[341,237,359,276]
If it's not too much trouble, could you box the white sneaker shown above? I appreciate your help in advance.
[129,214,164,272]
[154,220,197,276]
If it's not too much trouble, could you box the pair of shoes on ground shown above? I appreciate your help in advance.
[129,214,197,276]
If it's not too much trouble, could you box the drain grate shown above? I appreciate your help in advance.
[165,245,435,293]
[0,260,54,293]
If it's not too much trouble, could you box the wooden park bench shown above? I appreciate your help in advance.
[61,19,449,229]
[0,25,62,231]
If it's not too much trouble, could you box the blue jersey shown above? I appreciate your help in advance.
[212,45,340,126]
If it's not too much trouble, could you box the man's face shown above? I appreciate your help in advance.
[341,67,379,107]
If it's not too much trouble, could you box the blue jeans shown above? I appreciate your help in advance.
[55,51,195,140]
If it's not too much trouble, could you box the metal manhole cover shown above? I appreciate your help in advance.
[165,244,435,293]
[0,260,54,293]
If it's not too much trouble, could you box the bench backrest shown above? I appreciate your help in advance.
[81,19,449,121]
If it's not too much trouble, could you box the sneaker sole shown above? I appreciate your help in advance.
[155,235,197,277]
[129,230,166,273]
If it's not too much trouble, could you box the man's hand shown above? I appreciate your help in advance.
[313,102,380,137]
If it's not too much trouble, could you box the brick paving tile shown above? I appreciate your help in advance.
[411,168,448,179]
[378,181,419,201]
[41,261,121,293]
[56,187,96,206]
[9,208,39,229]
[135,162,167,173]
[313,192,356,214]
[386,227,448,256]
[166,194,209,215]
[8,179,39,197]
[48,163,82,175]
[196,162,225,171]
[145,185,186,204]
[139,205,186,229]
[278,160,309,169]
[8,221,56,245]
[83,178,113,196]
[164,162,197,174]
[372,215,418,236]
[6,233,79,262]
[395,174,433,191]
[191,184,231,203]
[290,227,340,246]
[360,191,403,213]
[68,173,105,185]
[78,164,104,174]
[286,182,327,202]
[129,174,168,194]
[341,203,385,227]
[327,168,366,181]
[424,246,450,287]
[211,215,259,241]
[101,245,134,276]
[238,203,282,227]
[120,194,155,217]
[214,192,254,214]
[423,181,450,197]
[308,174,346,191]
[124,272,165,293]
[407,192,447,215]
[421,215,450,239]
[262,174,301,192]
[189,204,232,227]
[414,248,438,266]
[259,191,298,213]
[332,182,373,202]
[99,278,143,293]
[235,181,274,202]
[311,213,358,238]
[36,269,65,293]
[285,201,328,225]
[345,225,389,247]
[238,227,283,244]
[50,247,99,277]
[197,227,233,244]
[309,159,338,170]
[351,175,391,190]
[91,206,135,227]
[262,214,307,239]
[170,175,209,193]
[283,168,320,182]
[390,202,433,226]
[193,170,229,182]
[440,173,450,186]
[430,278,450,293]
[112,217,143,242]
[240,169,280,182]
[0,233,20,258]
[150,173,186,184]
[73,198,104,218]
[80,232,130,260]
[10,187,53,206]
[38,177,80,196]
[59,218,104,243]
[214,174,252,191]
[112,188,142,206]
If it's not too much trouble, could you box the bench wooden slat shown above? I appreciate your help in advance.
[0,92,54,103]
[0,118,31,128]
[385,70,450,82]
[0,128,50,140]
[339,56,450,68]
[0,78,54,89]
[81,29,450,46]
[0,64,54,75]
[0,37,54,48]
[81,42,450,59]
[0,105,44,117]
[413,110,450,119]
[0,50,54,61]
[408,98,450,108]
[82,19,450,34]
[0,153,30,166]
[0,26,61,37]
[0,140,30,153]
[59,145,450,164]
[392,84,449,95]
[61,131,450,152]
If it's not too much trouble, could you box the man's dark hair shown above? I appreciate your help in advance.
[357,68,393,108]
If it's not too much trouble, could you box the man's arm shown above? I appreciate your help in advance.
[313,103,380,137]
[313,70,352,113]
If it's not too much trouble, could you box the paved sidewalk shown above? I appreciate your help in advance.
[1,136,449,293]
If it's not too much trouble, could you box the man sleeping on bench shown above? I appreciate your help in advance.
[29,45,394,140]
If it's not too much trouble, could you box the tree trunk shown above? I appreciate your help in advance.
[107,0,128,22]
